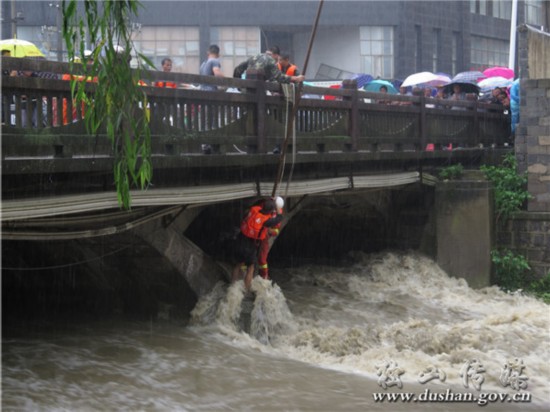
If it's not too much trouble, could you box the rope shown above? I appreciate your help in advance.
[283,83,297,198]
[272,0,324,198]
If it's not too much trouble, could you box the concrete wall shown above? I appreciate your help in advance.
[435,178,494,288]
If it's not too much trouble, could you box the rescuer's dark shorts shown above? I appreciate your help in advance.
[234,232,259,265]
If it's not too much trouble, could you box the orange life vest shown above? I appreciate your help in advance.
[277,63,297,76]
[154,80,177,88]
[240,205,272,240]
[62,73,98,83]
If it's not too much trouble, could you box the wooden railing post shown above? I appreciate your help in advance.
[472,100,480,147]
[245,69,266,154]
[419,95,426,151]
[342,79,358,151]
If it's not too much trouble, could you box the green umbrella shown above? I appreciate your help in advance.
[363,79,398,94]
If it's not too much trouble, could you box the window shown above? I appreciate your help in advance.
[525,0,544,27]
[492,0,512,19]
[479,0,487,15]
[360,26,394,78]
[432,29,441,73]
[472,0,512,19]
[470,0,490,15]
[470,35,509,68]
[210,27,260,77]
[133,26,200,73]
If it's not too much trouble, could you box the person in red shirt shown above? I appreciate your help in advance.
[258,196,284,280]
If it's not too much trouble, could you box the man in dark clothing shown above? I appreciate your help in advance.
[232,198,283,290]
[236,46,305,84]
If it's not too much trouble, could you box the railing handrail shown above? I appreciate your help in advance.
[2,56,510,160]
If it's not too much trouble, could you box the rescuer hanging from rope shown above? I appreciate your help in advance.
[232,198,283,290]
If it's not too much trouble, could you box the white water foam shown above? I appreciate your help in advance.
[192,252,550,407]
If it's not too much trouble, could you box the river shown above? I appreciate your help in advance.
[2,252,549,411]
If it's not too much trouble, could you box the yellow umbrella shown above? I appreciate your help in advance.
[0,38,45,58]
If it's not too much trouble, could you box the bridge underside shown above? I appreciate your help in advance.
[1,183,433,320]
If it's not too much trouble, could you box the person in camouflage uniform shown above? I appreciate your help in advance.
[238,46,305,84]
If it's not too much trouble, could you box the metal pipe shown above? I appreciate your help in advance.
[508,0,518,70]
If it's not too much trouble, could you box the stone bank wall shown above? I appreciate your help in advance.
[516,25,550,212]
[510,26,550,278]
[497,212,550,277]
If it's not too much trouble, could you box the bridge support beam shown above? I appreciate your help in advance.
[435,176,494,288]
[135,206,229,297]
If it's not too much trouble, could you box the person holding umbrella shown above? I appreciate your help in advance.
[0,38,44,58]
[1,49,16,76]
[448,84,466,101]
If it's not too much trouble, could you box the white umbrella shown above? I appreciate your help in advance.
[478,76,513,93]
[401,71,450,88]
[401,72,438,88]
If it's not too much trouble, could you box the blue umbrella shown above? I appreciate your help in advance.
[364,79,398,94]
[351,73,373,89]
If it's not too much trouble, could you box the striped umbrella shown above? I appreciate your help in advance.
[351,73,373,89]
[451,71,486,84]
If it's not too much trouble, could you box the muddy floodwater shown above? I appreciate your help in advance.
[2,252,549,411]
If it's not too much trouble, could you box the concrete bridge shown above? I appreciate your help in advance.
[1,57,512,317]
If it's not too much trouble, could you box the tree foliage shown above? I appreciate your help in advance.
[491,249,531,292]
[480,154,531,225]
[62,0,154,209]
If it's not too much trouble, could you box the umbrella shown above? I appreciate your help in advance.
[478,76,513,93]
[451,70,486,84]
[0,38,45,58]
[351,73,373,89]
[483,66,514,80]
[364,79,398,94]
[443,82,480,95]
[401,71,450,88]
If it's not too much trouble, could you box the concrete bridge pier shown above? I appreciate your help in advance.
[134,206,229,297]
[435,175,494,288]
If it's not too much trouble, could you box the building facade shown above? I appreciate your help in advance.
[2,0,548,80]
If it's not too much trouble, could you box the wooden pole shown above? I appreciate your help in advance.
[271,0,324,197]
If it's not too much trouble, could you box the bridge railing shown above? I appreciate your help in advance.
[1,57,510,158]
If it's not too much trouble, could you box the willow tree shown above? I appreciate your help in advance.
[62,0,153,209]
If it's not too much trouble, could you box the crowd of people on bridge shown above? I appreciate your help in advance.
[3,41,516,136]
